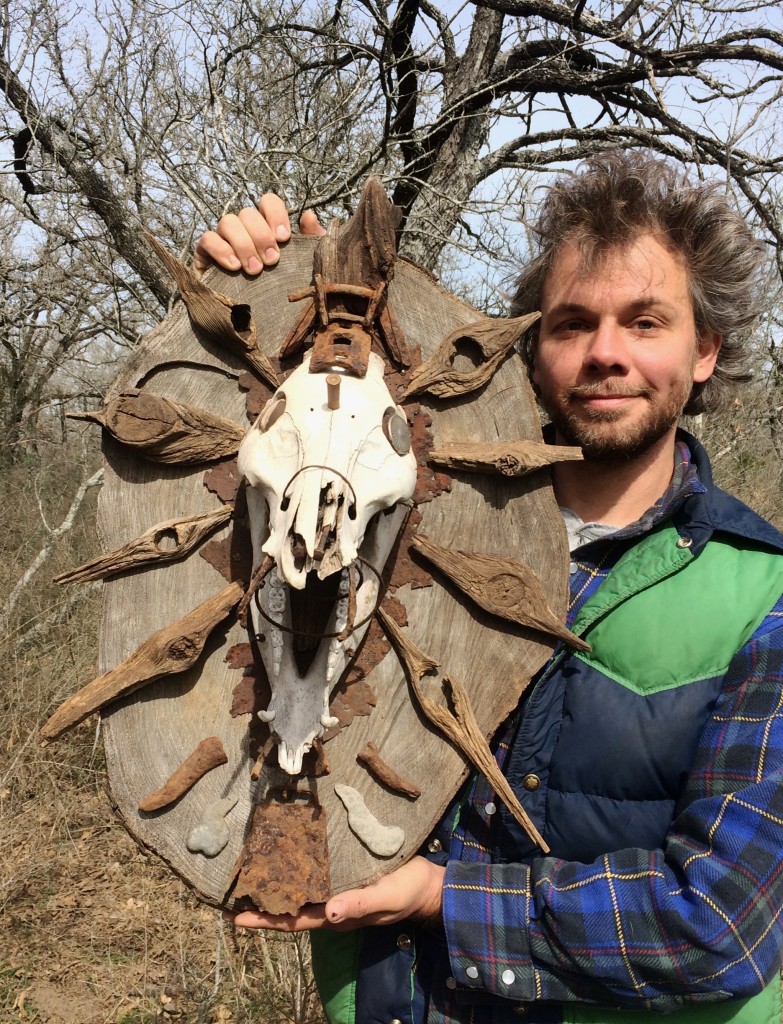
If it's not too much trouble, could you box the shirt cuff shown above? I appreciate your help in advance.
[442,859,537,1001]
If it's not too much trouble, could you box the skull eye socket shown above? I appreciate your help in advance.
[256,393,287,433]
[382,407,411,455]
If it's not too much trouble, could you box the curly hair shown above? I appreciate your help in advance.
[511,150,770,414]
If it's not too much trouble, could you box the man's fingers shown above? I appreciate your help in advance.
[227,903,328,932]
[299,208,326,237]
[258,193,293,243]
[192,231,241,274]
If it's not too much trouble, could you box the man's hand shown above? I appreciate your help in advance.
[225,856,445,933]
[193,193,325,276]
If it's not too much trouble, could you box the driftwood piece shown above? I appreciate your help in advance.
[138,736,228,812]
[145,233,280,388]
[428,439,583,477]
[280,177,411,369]
[413,534,589,652]
[378,607,548,852]
[40,582,243,741]
[356,741,421,799]
[230,798,330,915]
[55,506,233,585]
[401,312,540,399]
[71,390,245,464]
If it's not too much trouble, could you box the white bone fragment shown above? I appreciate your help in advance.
[186,796,237,857]
[333,783,405,858]
[320,713,339,729]
[257,708,276,723]
[238,353,417,775]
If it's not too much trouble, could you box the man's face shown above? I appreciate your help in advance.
[533,234,721,461]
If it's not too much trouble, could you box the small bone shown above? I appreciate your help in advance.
[326,373,341,410]
[186,797,237,857]
[356,741,421,799]
[138,736,228,812]
[257,708,277,723]
[40,582,244,741]
[320,713,339,729]
[333,783,405,858]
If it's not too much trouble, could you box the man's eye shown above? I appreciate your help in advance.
[635,318,657,331]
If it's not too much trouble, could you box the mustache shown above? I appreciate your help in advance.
[568,382,654,399]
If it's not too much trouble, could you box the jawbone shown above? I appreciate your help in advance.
[247,500,409,775]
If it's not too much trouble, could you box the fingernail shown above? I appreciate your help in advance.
[247,256,262,274]
[264,247,279,264]
[275,224,289,241]
[328,899,346,923]
[228,255,241,269]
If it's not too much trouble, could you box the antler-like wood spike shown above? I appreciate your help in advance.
[54,506,233,585]
[377,607,548,851]
[40,582,244,742]
[376,605,440,684]
[145,233,280,388]
[401,312,540,399]
[412,534,589,652]
[70,390,245,464]
[314,176,401,293]
[428,439,583,477]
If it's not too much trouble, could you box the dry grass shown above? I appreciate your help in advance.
[1,448,325,1024]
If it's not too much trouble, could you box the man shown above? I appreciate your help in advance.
[196,152,783,1023]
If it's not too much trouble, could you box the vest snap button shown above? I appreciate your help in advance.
[676,535,693,549]
[522,773,540,791]
[396,933,412,951]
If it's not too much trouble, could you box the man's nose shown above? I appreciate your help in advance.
[584,321,630,372]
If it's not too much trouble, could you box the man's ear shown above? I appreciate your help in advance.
[693,331,721,383]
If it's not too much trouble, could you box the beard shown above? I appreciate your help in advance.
[540,378,693,462]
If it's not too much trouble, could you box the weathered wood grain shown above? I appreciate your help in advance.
[94,232,570,906]
[412,534,588,652]
[55,506,232,584]
[428,439,583,477]
[41,582,243,741]
[146,232,280,388]
[377,607,548,851]
[72,390,245,464]
[401,312,539,398]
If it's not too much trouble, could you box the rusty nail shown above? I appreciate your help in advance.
[326,373,341,410]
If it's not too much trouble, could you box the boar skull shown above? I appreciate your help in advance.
[238,352,417,774]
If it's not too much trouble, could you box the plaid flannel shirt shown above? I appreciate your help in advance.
[411,441,783,1022]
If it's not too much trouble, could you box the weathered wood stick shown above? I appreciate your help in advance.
[413,534,589,652]
[138,736,228,812]
[377,607,548,851]
[54,506,233,585]
[428,439,583,477]
[40,581,244,741]
[70,389,245,464]
[401,312,540,399]
[145,233,280,388]
[356,741,422,799]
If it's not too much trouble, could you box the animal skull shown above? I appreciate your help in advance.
[238,352,417,774]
